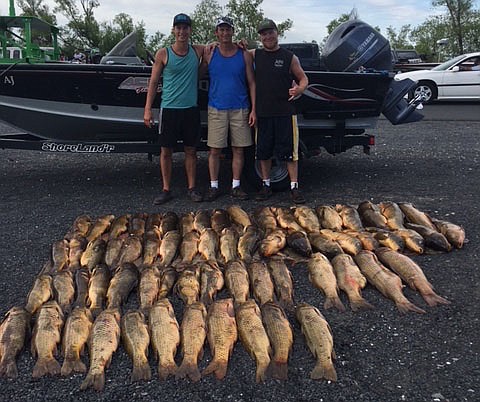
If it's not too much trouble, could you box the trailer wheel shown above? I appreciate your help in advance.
[242,146,293,191]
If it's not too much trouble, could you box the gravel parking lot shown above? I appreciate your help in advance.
[0,118,479,401]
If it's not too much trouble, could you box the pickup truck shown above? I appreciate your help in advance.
[392,48,439,73]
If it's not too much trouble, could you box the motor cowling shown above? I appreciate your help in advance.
[323,19,392,72]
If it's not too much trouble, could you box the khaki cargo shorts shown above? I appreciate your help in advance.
[207,106,254,149]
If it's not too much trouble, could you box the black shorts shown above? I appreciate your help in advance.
[158,107,201,148]
[255,115,299,161]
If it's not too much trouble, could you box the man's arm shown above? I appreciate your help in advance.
[243,50,256,127]
[289,55,308,101]
[144,48,166,128]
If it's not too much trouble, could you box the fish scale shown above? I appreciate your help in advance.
[81,309,120,391]
[149,299,180,381]
[203,298,237,380]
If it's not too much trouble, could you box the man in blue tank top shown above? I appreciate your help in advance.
[251,19,309,204]
[201,16,256,201]
[144,13,205,205]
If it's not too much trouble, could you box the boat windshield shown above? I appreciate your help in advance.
[431,55,465,71]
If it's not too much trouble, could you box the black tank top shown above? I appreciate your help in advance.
[255,48,295,117]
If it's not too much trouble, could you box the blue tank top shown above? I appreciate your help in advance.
[161,45,198,109]
[208,48,249,110]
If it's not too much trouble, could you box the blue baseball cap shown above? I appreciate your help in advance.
[173,13,192,26]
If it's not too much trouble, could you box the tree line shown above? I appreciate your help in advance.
[12,0,480,61]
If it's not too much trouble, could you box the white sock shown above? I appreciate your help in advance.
[210,180,219,189]
[263,179,271,187]
[232,179,241,188]
[291,182,298,190]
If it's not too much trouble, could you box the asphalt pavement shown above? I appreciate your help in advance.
[0,115,479,401]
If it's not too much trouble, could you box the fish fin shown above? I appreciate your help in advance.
[279,299,295,314]
[268,360,288,381]
[422,292,451,307]
[61,358,87,376]
[324,296,346,312]
[310,361,337,382]
[158,362,177,381]
[255,361,270,383]
[350,297,375,312]
[32,357,61,378]
[202,359,228,380]
[89,306,102,319]
[396,300,426,314]
[80,371,105,391]
[131,362,152,382]
[176,361,201,382]
[0,361,18,378]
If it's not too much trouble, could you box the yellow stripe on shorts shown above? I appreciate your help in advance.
[292,115,299,161]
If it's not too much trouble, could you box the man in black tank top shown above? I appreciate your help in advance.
[251,19,309,204]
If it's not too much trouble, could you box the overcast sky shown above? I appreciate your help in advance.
[6,0,447,43]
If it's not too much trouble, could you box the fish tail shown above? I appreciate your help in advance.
[310,361,337,382]
[80,371,105,391]
[350,297,375,312]
[32,357,61,378]
[158,362,177,381]
[89,306,103,318]
[396,300,426,314]
[255,361,270,383]
[269,360,288,381]
[202,359,228,380]
[0,360,18,379]
[422,292,451,307]
[324,296,346,312]
[176,360,201,382]
[61,358,87,376]
[131,362,152,382]
[200,293,213,307]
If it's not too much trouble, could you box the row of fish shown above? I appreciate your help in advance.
[0,297,335,389]
[44,202,465,279]
[0,201,463,388]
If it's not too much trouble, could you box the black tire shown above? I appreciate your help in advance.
[409,81,437,104]
[242,146,298,192]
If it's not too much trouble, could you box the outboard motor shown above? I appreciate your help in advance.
[322,17,423,125]
[323,19,392,72]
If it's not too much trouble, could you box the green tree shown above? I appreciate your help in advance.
[17,0,57,24]
[385,25,413,50]
[191,0,223,44]
[98,14,147,55]
[411,16,452,61]
[225,0,292,46]
[16,0,58,45]
[53,0,101,49]
[432,0,477,53]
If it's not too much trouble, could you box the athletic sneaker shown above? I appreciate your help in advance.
[255,183,272,201]
[231,186,249,200]
[153,190,173,205]
[188,188,203,202]
[204,187,221,201]
[291,188,306,204]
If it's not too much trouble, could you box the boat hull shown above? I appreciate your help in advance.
[0,63,393,142]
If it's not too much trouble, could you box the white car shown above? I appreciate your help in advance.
[394,52,480,103]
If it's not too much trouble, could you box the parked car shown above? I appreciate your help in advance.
[394,52,480,103]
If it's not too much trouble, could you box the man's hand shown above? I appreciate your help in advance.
[248,110,256,127]
[288,80,304,101]
[144,109,154,128]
